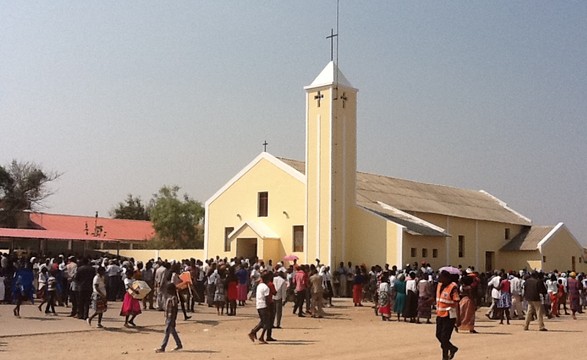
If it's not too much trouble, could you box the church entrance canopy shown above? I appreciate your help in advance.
[228,221,281,262]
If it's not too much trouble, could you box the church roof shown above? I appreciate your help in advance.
[304,61,355,90]
[359,202,449,237]
[228,221,280,241]
[277,157,532,226]
[500,225,554,251]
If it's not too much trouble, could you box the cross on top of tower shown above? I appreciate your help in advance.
[262,140,268,152]
[326,28,338,62]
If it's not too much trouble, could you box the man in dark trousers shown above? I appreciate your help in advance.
[75,257,96,320]
[435,270,461,360]
[524,271,548,331]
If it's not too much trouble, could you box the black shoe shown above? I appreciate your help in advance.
[298,313,305,317]
[266,338,277,342]
[449,346,458,359]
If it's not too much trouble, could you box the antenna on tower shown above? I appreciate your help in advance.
[326,0,341,99]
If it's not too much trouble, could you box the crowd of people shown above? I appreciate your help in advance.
[1,251,586,357]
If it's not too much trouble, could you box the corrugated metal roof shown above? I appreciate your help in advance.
[278,157,531,226]
[359,202,449,237]
[501,226,555,251]
[29,212,154,242]
[0,228,116,241]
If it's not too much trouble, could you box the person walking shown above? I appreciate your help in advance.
[141,261,155,310]
[546,274,559,318]
[567,272,582,320]
[393,274,406,321]
[378,272,392,321]
[247,273,271,344]
[273,269,287,328]
[87,266,107,328]
[485,271,501,320]
[509,272,524,319]
[76,258,96,320]
[309,268,325,318]
[417,274,434,324]
[155,283,183,353]
[497,273,512,325]
[120,269,142,327]
[292,265,307,317]
[458,275,477,333]
[435,270,461,360]
[523,271,548,331]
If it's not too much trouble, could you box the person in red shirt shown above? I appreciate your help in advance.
[265,272,277,341]
[292,265,307,317]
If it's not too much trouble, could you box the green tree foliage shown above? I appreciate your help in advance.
[0,160,60,227]
[148,185,204,249]
[110,194,150,220]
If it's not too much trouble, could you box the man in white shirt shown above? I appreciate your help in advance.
[272,270,287,328]
[485,272,502,319]
[248,273,271,344]
[509,273,524,319]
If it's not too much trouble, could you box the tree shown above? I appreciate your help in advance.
[0,160,60,228]
[110,194,150,220]
[148,185,204,249]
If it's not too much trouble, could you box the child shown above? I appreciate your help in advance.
[155,283,183,353]
[44,273,57,315]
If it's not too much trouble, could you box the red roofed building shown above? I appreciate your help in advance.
[0,211,155,255]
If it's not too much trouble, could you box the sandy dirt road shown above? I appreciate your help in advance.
[1,298,584,360]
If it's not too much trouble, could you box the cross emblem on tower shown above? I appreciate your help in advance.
[340,92,347,108]
[314,91,324,107]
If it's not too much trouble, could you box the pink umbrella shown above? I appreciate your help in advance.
[283,254,299,261]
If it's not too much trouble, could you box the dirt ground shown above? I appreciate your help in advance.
[0,298,584,360]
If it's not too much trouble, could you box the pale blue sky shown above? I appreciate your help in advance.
[1,1,586,244]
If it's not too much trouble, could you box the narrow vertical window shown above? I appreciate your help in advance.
[410,248,417,257]
[458,235,465,258]
[432,249,438,258]
[422,248,428,258]
[258,191,268,217]
[293,225,304,252]
[224,227,234,252]
[505,228,510,240]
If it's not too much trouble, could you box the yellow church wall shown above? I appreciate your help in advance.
[402,234,447,269]
[107,249,205,263]
[480,222,523,271]
[498,251,541,272]
[346,206,392,267]
[541,228,586,273]
[413,211,529,271]
[206,156,305,263]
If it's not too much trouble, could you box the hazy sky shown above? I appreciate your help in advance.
[2,2,586,244]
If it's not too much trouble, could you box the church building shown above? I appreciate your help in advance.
[204,62,586,273]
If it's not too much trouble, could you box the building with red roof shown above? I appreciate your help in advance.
[0,211,154,255]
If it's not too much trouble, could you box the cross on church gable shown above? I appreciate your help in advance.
[314,91,324,107]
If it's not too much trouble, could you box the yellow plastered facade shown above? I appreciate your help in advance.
[202,62,586,271]
[204,155,305,262]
